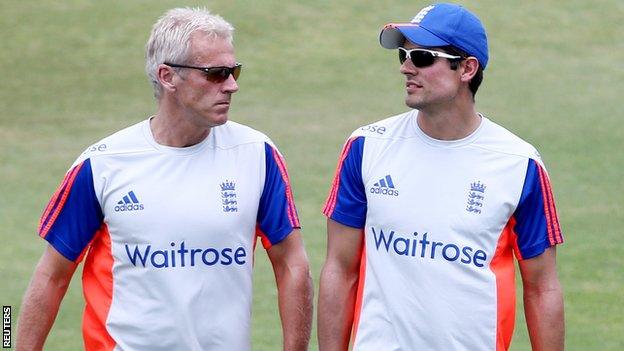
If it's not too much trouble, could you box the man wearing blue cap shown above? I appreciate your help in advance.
[319,3,564,350]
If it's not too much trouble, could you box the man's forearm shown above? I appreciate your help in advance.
[16,270,72,350]
[520,247,565,351]
[524,286,565,351]
[318,264,359,351]
[276,263,313,351]
[17,246,76,351]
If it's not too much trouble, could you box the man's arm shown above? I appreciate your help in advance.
[519,246,565,351]
[318,219,364,351]
[267,229,313,351]
[16,245,77,351]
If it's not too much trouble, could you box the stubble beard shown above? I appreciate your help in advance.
[405,94,425,110]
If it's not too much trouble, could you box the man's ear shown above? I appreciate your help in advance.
[460,57,479,83]
[158,64,177,93]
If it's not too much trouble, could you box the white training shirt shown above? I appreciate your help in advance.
[324,110,563,351]
[39,118,300,351]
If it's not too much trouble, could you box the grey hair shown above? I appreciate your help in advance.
[145,7,234,99]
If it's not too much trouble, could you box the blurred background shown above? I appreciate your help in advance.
[1,0,622,349]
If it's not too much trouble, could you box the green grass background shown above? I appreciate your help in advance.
[1,0,622,350]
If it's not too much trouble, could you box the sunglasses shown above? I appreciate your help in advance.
[164,62,242,83]
[398,48,463,68]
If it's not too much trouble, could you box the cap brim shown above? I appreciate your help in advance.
[380,23,449,49]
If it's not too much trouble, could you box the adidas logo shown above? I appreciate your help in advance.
[114,190,145,212]
[370,175,399,196]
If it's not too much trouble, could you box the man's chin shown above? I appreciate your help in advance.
[201,110,229,127]
[209,116,228,127]
[405,97,421,110]
[210,106,230,122]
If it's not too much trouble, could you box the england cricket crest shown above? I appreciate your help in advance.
[466,181,486,214]
[220,180,238,212]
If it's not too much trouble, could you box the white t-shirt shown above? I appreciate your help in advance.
[324,110,563,351]
[39,118,300,351]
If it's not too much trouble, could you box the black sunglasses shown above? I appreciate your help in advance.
[398,48,463,68]
[164,62,242,83]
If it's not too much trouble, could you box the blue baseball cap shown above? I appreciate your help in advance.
[379,3,489,69]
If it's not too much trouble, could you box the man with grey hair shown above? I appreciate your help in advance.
[17,7,312,351]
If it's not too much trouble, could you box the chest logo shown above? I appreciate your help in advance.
[370,175,399,196]
[114,190,145,212]
[466,181,486,214]
[221,180,238,212]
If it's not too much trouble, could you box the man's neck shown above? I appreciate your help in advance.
[415,101,481,141]
[151,102,210,148]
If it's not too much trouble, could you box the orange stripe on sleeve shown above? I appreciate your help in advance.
[39,162,84,238]
[323,137,357,216]
[536,165,561,246]
[540,167,563,243]
[271,148,300,228]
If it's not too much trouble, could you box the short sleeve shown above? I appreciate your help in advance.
[322,136,367,228]
[512,159,564,260]
[38,159,104,262]
[256,143,301,249]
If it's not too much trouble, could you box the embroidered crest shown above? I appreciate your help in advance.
[466,181,486,214]
[220,180,238,212]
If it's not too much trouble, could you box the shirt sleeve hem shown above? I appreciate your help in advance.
[518,239,562,261]
[263,225,301,248]
[42,234,80,262]
[324,210,365,229]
